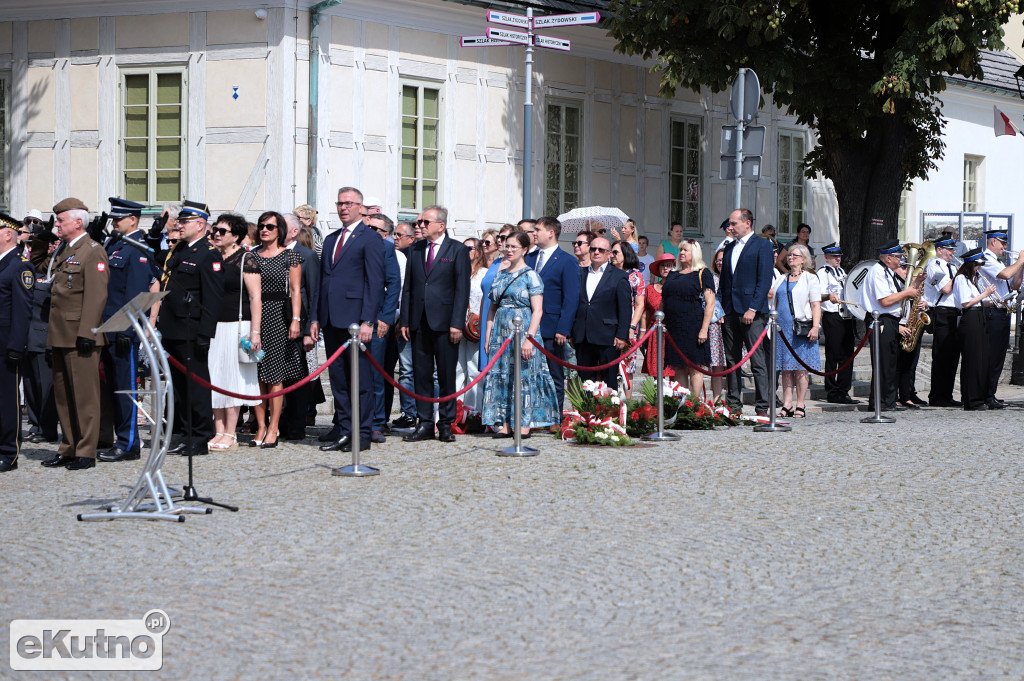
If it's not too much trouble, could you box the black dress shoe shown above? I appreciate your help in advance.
[66,457,96,470]
[41,455,75,468]
[437,427,456,443]
[318,427,342,443]
[986,399,1005,410]
[949,399,964,407]
[881,404,906,412]
[320,435,351,452]
[492,431,514,439]
[899,401,920,410]
[98,447,141,462]
[28,433,58,444]
[965,403,989,411]
[928,400,955,407]
[403,425,435,442]
[391,414,417,429]
[370,431,386,444]
[167,441,187,454]
[181,446,209,456]
[827,395,856,404]
[0,459,18,472]
[341,439,371,453]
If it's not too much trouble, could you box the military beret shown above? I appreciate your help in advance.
[53,197,89,214]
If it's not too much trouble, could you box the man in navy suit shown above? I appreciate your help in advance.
[97,197,154,462]
[525,216,579,416]
[719,208,774,415]
[311,187,385,453]
[572,236,632,388]
[399,205,470,443]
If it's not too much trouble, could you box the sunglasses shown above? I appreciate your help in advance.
[212,227,230,237]
[595,229,607,235]
[25,218,42,225]
[482,240,494,246]
[414,219,439,227]
[259,223,278,231]
[371,226,389,235]
[496,235,508,242]
[395,233,413,240]
[589,247,609,254]
[685,238,696,244]
[573,240,589,247]
[167,238,179,245]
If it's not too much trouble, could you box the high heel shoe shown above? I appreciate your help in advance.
[249,431,267,448]
[260,431,279,449]
[779,406,795,418]
[223,434,239,451]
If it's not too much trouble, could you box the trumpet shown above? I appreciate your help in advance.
[976,266,1018,311]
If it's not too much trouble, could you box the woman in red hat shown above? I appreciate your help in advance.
[641,252,678,379]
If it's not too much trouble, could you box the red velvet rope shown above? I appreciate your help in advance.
[364,336,513,403]
[776,326,872,376]
[168,340,350,400]
[664,327,769,377]
[526,326,656,372]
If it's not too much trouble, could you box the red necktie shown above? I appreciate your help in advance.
[333,228,348,264]
[426,241,436,274]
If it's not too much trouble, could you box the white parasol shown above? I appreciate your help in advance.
[556,206,630,236]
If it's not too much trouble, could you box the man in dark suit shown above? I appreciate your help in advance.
[311,187,385,453]
[719,208,775,415]
[158,200,225,456]
[280,213,321,441]
[525,216,579,416]
[400,205,471,443]
[0,213,34,472]
[363,213,401,443]
[97,197,153,462]
[572,236,632,388]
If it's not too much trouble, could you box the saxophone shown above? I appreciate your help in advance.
[900,241,936,352]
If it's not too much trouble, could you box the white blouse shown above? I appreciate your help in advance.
[770,271,821,321]
[952,275,983,310]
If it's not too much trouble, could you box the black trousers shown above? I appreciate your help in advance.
[722,312,770,411]
[574,341,619,389]
[821,311,854,399]
[928,307,960,403]
[867,315,899,409]
[411,323,459,426]
[23,351,58,440]
[960,309,989,409]
[897,337,922,402]
[324,325,373,439]
[281,367,311,440]
[165,338,214,444]
[542,337,568,416]
[984,307,1010,399]
[0,355,21,464]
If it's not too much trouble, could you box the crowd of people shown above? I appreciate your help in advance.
[1,195,1021,473]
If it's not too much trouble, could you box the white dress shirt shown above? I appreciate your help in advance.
[817,265,846,314]
[980,248,1011,300]
[860,262,902,316]
[730,231,754,273]
[586,262,608,301]
[923,257,957,308]
[535,244,559,275]
[953,275,983,310]
[425,234,446,264]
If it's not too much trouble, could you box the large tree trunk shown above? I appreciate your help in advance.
[818,102,913,269]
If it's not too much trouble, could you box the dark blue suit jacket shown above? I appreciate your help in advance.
[377,241,401,325]
[290,242,319,336]
[572,265,632,346]
[102,230,153,341]
[400,237,470,333]
[0,250,34,355]
[314,221,385,330]
[525,247,580,338]
[720,234,774,315]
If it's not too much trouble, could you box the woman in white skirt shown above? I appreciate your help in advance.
[208,214,263,450]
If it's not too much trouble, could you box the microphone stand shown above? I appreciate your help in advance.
[117,234,238,512]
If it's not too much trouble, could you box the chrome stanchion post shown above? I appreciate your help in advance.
[861,311,895,424]
[333,324,381,476]
[754,309,791,432]
[499,314,539,457]
[644,311,680,441]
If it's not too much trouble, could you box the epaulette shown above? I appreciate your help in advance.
[207,242,217,250]
[21,256,30,262]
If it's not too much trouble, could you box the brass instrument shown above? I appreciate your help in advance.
[900,241,936,352]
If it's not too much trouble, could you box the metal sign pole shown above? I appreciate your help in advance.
[734,68,745,210]
[523,7,534,220]
[861,312,896,424]
[644,311,680,441]
[333,324,381,476]
[500,315,539,456]
[754,310,791,433]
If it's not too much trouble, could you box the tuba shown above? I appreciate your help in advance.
[899,241,936,352]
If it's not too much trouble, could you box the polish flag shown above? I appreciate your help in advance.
[994,106,1017,137]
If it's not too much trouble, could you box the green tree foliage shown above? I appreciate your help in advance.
[607,0,1018,260]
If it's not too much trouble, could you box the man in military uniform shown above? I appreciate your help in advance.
[43,198,109,470]
[0,213,35,472]
[158,200,224,456]
[97,198,154,463]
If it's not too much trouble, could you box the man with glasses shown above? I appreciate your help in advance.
[158,200,225,456]
[42,198,109,470]
[96,198,153,463]
[400,205,471,442]
[312,187,385,455]
[981,229,1024,408]
[572,236,632,389]
[0,212,35,472]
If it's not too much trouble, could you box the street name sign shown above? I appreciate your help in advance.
[534,35,571,51]
[461,35,513,47]
[487,27,531,45]
[486,10,530,28]
[532,12,601,29]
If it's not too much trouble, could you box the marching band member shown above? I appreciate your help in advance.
[894,259,926,409]
[980,230,1024,409]
[858,240,919,412]
[817,242,856,404]
[953,248,996,411]
[923,238,961,407]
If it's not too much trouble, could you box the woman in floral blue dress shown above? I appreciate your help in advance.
[481,231,560,437]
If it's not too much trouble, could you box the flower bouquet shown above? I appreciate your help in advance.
[562,378,634,446]
[450,399,483,435]
[624,401,659,437]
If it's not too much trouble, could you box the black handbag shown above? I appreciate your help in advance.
[786,277,813,338]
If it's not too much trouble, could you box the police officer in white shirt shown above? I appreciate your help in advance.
[817,242,856,404]
[859,239,919,411]
[979,230,1024,408]
[922,237,961,406]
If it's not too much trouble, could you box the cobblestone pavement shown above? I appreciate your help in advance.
[3,389,1024,680]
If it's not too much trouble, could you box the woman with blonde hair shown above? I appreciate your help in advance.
[293,204,321,254]
[479,229,500,265]
[660,239,716,396]
[768,242,821,418]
